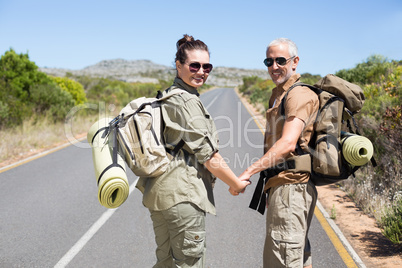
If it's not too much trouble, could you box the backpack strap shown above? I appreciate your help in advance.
[157,88,188,101]
[249,171,271,214]
[280,82,322,116]
[96,125,125,185]
[279,82,320,157]
[156,88,189,158]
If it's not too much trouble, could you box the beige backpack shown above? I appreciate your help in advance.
[280,74,375,185]
[250,74,376,214]
[108,89,186,178]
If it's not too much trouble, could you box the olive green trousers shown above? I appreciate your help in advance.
[150,202,206,268]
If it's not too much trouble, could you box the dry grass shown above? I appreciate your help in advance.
[0,114,99,167]
[341,166,402,223]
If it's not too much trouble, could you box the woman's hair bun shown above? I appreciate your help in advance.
[175,34,209,64]
[176,34,195,50]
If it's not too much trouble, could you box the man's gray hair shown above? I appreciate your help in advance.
[267,38,298,57]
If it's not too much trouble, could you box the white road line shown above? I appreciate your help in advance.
[204,91,221,110]
[54,179,138,268]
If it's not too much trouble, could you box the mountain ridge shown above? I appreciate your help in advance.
[40,59,270,87]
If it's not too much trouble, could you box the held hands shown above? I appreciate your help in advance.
[228,171,252,196]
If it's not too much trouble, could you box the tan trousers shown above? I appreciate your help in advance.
[150,202,206,268]
[263,182,317,268]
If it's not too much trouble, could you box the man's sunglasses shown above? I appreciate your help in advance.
[187,62,213,73]
[263,56,295,67]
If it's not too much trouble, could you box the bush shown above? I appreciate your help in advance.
[381,199,402,244]
[239,76,264,93]
[239,73,322,111]
[239,76,275,110]
[51,76,87,105]
[336,55,390,85]
[0,49,51,101]
[300,73,322,85]
[80,77,163,107]
[0,49,69,128]
[30,83,75,121]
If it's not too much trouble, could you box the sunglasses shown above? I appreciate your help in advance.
[263,56,295,67]
[187,62,213,73]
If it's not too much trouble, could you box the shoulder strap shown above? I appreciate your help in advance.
[148,88,188,109]
[279,82,321,155]
[280,82,322,115]
[157,88,188,101]
[156,88,188,158]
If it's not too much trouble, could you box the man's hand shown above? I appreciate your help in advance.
[238,170,252,183]
[228,176,251,196]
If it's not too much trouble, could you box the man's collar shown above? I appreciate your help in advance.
[278,74,301,92]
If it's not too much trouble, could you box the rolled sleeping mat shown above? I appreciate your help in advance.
[87,117,129,209]
[341,133,374,167]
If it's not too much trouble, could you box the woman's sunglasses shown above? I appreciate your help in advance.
[263,56,295,67]
[187,62,213,73]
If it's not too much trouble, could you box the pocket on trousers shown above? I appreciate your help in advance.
[271,231,303,267]
[182,230,205,258]
[285,242,303,267]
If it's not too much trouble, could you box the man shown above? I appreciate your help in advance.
[238,38,319,267]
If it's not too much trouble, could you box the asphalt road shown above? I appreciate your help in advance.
[0,88,357,267]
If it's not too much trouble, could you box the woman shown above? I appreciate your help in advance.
[135,34,249,267]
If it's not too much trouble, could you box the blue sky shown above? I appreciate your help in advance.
[1,0,401,76]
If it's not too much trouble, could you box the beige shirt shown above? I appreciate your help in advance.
[136,78,219,215]
[264,74,319,190]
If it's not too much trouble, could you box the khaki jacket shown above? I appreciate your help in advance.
[137,78,219,215]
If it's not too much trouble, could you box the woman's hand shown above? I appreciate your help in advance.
[228,179,250,196]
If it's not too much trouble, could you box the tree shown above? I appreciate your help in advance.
[0,49,51,101]
[0,49,75,128]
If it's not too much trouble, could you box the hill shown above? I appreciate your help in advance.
[39,59,270,87]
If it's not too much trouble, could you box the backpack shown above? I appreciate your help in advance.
[281,74,376,186]
[249,74,377,214]
[107,89,187,178]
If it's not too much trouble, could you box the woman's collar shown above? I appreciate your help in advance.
[173,77,199,96]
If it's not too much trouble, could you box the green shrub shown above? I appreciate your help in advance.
[336,55,390,85]
[79,77,163,107]
[239,76,275,109]
[0,49,52,101]
[300,73,322,85]
[0,49,69,128]
[30,83,75,121]
[51,76,87,105]
[381,199,402,244]
[0,100,9,122]
[240,76,264,93]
